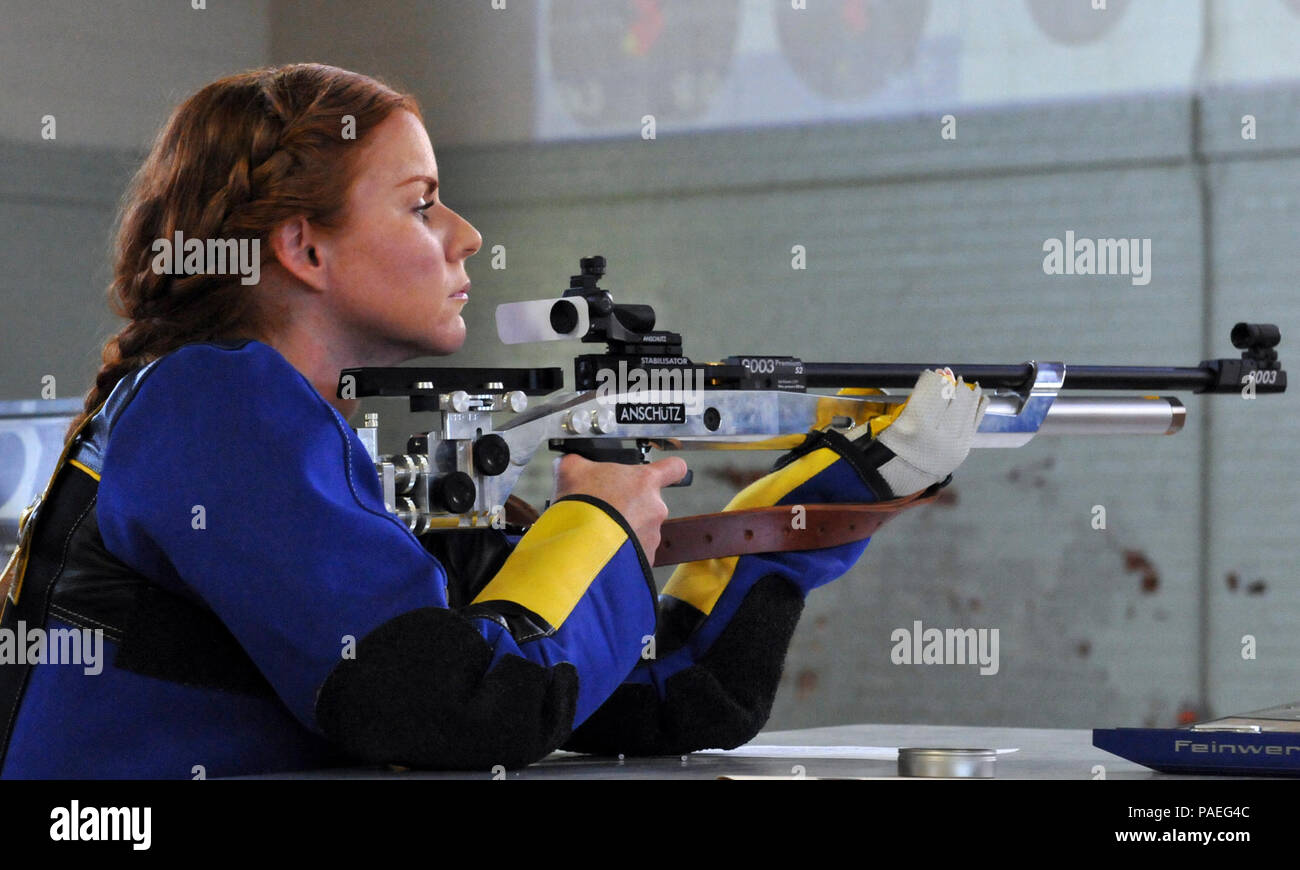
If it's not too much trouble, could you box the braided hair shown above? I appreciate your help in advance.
[66,63,420,441]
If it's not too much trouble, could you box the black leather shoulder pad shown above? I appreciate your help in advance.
[46,491,275,698]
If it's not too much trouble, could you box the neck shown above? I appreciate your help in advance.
[277,333,362,421]
[247,268,420,422]
[255,312,399,422]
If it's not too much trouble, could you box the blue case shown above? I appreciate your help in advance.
[1094,701,1300,777]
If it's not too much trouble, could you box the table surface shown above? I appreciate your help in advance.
[252,723,1255,780]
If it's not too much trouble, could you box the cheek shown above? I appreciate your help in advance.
[349,216,442,278]
[381,219,435,268]
[416,242,446,276]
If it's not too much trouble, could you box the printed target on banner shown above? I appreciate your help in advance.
[774,0,930,100]
[1026,0,1131,45]
[547,0,740,128]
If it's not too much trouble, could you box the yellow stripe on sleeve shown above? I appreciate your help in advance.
[470,499,630,630]
[68,459,101,481]
[662,444,842,616]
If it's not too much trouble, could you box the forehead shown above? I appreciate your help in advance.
[353,110,438,191]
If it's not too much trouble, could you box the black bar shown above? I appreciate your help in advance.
[804,363,1035,390]
[802,362,1221,392]
[1057,365,1216,391]
[339,366,565,398]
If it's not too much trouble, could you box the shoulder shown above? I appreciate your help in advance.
[143,338,305,391]
[74,339,339,474]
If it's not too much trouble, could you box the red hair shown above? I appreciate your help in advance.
[68,63,420,439]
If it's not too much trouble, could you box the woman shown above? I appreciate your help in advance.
[0,64,987,778]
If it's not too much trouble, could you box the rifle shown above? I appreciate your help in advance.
[340,255,1286,561]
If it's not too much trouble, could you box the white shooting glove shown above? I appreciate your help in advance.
[847,368,989,498]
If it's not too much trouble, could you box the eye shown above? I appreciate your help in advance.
[415,199,436,221]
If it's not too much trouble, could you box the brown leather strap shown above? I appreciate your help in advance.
[504,494,541,526]
[653,486,941,566]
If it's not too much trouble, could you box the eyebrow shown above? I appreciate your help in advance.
[399,175,438,196]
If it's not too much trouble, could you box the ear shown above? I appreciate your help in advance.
[268,216,330,293]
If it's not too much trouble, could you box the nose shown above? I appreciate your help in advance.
[449,207,482,261]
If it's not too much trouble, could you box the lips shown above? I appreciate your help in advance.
[450,281,470,300]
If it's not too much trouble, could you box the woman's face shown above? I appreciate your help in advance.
[319,110,482,361]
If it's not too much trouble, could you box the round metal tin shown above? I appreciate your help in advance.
[897,747,997,778]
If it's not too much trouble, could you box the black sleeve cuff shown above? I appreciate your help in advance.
[563,574,805,757]
[316,606,578,770]
[772,428,898,501]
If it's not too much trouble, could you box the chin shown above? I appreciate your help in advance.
[423,321,467,357]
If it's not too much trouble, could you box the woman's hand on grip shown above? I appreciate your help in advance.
[552,453,688,560]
